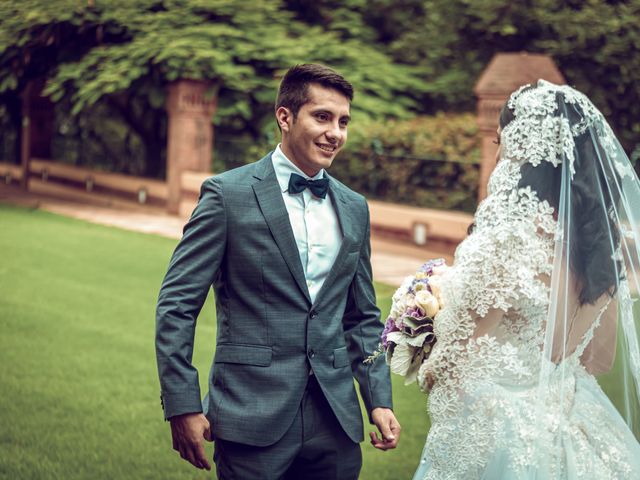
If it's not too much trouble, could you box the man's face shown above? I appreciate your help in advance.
[277,83,350,177]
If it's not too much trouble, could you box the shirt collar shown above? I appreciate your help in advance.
[272,144,325,194]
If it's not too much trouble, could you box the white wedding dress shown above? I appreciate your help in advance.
[413,81,640,479]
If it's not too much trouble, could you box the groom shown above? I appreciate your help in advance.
[155,63,399,479]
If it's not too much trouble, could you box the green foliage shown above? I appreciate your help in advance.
[0,0,425,124]
[0,0,428,177]
[283,0,430,111]
[51,99,154,176]
[2,0,638,189]
[332,113,481,212]
[381,0,640,151]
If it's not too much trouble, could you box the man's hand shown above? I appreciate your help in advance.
[369,407,401,451]
[169,412,213,470]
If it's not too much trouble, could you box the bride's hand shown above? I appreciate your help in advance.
[418,364,435,392]
[421,372,435,392]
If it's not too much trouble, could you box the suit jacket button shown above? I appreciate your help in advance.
[307,348,315,358]
[309,310,318,319]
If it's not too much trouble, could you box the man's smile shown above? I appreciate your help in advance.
[316,143,337,153]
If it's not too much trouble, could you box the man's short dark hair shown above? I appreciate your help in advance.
[275,64,354,118]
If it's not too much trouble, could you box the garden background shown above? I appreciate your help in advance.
[1,1,639,210]
[1,1,639,479]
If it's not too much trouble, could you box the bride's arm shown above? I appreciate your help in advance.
[471,308,506,338]
[579,299,618,375]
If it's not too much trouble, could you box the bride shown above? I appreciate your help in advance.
[413,81,640,479]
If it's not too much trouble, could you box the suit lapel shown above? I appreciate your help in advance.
[313,176,359,306]
[252,155,312,304]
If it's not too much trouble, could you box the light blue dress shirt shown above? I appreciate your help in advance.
[271,145,343,303]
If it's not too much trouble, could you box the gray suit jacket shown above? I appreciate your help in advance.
[155,153,392,447]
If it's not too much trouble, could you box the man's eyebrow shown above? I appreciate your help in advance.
[310,108,350,116]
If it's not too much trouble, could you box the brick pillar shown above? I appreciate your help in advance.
[165,80,217,214]
[475,95,504,200]
[20,80,54,189]
[474,52,565,201]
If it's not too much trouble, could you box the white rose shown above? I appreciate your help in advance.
[428,275,445,308]
[431,264,449,277]
[415,290,439,318]
[390,293,410,318]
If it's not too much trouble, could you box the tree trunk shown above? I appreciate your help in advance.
[4,95,23,166]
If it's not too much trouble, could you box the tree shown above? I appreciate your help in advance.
[380,0,640,153]
[0,0,427,177]
[4,1,637,177]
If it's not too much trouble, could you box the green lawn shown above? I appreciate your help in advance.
[0,204,429,480]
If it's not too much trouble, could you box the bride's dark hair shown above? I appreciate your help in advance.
[499,88,620,305]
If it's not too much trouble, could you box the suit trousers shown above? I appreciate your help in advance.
[213,374,362,480]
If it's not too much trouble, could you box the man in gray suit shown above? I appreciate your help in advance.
[156,63,400,479]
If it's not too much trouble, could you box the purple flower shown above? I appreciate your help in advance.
[404,306,426,320]
[409,277,430,294]
[418,258,445,276]
[381,317,399,348]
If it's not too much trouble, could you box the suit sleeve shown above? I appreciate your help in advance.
[342,200,393,421]
[155,177,227,420]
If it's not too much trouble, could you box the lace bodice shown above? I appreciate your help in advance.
[416,160,637,479]
[422,158,555,387]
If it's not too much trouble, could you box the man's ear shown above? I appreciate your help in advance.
[275,106,292,133]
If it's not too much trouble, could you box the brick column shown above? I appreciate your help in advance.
[165,80,217,214]
[474,52,565,201]
[475,95,504,200]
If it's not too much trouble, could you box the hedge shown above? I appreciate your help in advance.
[331,113,481,213]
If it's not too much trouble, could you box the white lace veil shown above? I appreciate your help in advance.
[500,80,640,446]
[413,79,640,479]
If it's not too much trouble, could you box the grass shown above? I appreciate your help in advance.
[0,204,429,480]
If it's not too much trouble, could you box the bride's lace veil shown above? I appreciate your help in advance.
[499,80,640,463]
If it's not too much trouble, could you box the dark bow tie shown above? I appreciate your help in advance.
[287,173,329,199]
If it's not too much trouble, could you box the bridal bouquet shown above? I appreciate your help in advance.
[366,259,448,384]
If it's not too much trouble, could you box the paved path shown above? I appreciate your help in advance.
[0,185,454,286]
